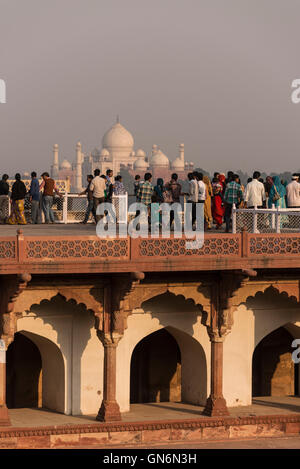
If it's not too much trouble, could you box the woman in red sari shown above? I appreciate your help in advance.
[212,179,225,229]
[218,173,226,194]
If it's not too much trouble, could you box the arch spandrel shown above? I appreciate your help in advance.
[126,283,210,312]
[13,287,104,322]
[231,282,300,308]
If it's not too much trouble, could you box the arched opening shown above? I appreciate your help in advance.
[252,326,297,397]
[130,329,181,403]
[6,330,65,413]
[6,332,42,408]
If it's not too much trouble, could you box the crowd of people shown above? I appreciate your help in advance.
[132,170,300,232]
[0,169,125,225]
[0,168,300,231]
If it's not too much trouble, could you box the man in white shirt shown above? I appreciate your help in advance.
[196,172,206,202]
[187,172,199,227]
[286,174,300,208]
[90,168,106,221]
[244,171,266,208]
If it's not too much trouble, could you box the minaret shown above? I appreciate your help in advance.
[179,143,184,164]
[152,144,158,157]
[75,141,83,191]
[51,144,59,179]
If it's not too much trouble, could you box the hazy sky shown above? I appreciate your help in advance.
[1,0,300,175]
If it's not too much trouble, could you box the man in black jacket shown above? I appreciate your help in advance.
[0,174,9,223]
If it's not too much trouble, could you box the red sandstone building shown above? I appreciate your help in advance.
[0,229,300,447]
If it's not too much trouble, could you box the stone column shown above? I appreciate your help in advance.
[203,337,229,417]
[0,339,10,425]
[96,334,121,422]
[51,144,59,179]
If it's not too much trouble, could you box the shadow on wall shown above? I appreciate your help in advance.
[252,327,296,398]
[26,294,95,414]
[7,330,65,413]
[130,328,181,404]
[135,291,208,406]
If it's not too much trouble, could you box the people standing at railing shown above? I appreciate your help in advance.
[105,169,114,203]
[243,171,266,209]
[78,174,96,224]
[113,175,126,195]
[40,172,63,224]
[164,173,183,229]
[89,169,106,222]
[218,174,226,195]
[286,174,300,208]
[137,172,153,206]
[212,179,224,230]
[29,171,41,224]
[7,173,27,225]
[196,172,206,203]
[203,175,213,230]
[267,176,286,209]
[154,178,165,203]
[224,174,243,233]
[0,174,9,224]
[187,172,198,228]
[134,175,141,198]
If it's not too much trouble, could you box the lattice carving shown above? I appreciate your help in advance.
[139,236,240,257]
[249,235,300,256]
[0,240,16,260]
[25,239,129,260]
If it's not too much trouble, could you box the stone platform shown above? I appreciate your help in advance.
[1,398,300,448]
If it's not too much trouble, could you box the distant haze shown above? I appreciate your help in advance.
[1,0,300,176]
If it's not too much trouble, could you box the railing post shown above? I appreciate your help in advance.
[271,204,275,230]
[241,227,248,257]
[63,193,68,224]
[17,229,25,263]
[232,203,236,233]
[253,205,258,233]
[275,206,280,233]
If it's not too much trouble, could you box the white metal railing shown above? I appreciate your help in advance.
[232,204,300,233]
[56,193,129,224]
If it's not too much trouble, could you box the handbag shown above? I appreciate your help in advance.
[273,185,280,202]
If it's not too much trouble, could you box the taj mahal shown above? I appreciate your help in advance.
[50,119,195,192]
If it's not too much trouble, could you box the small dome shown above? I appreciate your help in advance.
[150,149,169,168]
[136,148,146,158]
[100,148,110,157]
[130,151,136,157]
[60,159,72,170]
[102,121,134,149]
[172,157,184,170]
[134,158,148,170]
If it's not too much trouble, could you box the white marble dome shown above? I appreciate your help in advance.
[60,159,72,170]
[100,148,110,157]
[134,158,148,170]
[102,122,134,149]
[136,148,146,158]
[172,157,184,170]
[150,150,169,168]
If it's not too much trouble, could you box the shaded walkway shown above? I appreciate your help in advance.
[7,396,300,428]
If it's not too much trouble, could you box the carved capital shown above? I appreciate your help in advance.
[111,273,144,334]
[205,270,256,340]
[0,274,32,347]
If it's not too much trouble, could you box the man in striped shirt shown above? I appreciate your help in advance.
[137,173,153,207]
[224,174,243,232]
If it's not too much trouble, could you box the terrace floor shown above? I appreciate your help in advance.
[7,396,300,428]
[0,223,227,237]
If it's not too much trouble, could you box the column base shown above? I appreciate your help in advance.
[202,396,230,417]
[96,400,122,422]
[0,405,11,426]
